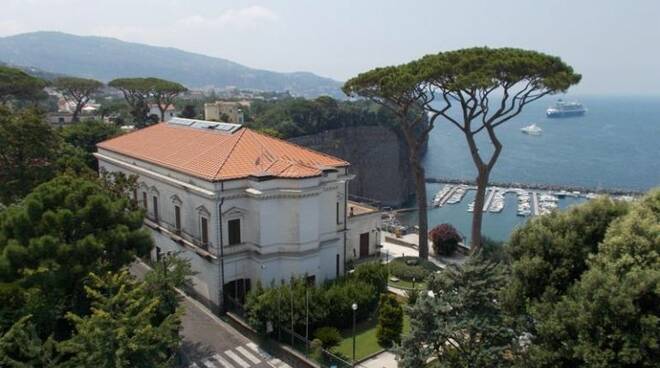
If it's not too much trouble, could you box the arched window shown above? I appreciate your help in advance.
[171,195,182,233]
[197,205,211,248]
[150,187,160,222]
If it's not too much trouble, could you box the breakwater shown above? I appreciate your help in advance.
[425,177,644,196]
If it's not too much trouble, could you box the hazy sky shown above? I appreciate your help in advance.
[1,0,659,94]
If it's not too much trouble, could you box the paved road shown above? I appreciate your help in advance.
[130,261,291,368]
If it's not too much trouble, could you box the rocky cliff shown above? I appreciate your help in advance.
[290,126,416,208]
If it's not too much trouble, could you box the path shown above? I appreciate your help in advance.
[359,351,398,368]
[130,261,290,368]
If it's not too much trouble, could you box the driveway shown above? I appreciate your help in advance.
[130,261,291,368]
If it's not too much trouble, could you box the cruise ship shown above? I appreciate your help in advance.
[546,99,586,118]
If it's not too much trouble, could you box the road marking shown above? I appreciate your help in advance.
[236,346,261,364]
[212,354,236,368]
[189,363,200,368]
[245,342,291,368]
[270,358,290,368]
[246,342,271,359]
[202,359,218,368]
[225,350,250,368]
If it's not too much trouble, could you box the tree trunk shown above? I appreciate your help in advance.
[415,163,429,260]
[72,104,82,122]
[470,167,489,254]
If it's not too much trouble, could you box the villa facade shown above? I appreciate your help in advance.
[95,118,380,312]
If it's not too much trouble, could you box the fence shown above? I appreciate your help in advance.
[225,294,354,368]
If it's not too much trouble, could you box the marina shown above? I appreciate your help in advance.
[390,181,641,243]
[429,182,627,218]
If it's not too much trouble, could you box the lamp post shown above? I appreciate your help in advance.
[305,287,309,355]
[352,302,358,366]
[412,277,416,290]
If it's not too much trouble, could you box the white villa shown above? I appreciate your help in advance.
[95,118,380,312]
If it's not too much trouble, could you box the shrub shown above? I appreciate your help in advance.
[352,261,388,294]
[324,280,377,328]
[309,339,324,362]
[405,288,419,305]
[314,326,342,348]
[388,256,440,282]
[429,223,462,256]
[246,270,382,334]
[376,294,403,348]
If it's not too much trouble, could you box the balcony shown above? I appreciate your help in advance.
[143,217,217,261]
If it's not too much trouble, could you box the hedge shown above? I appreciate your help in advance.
[245,261,388,335]
[388,256,440,282]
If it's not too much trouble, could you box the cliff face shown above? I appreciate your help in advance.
[290,126,416,208]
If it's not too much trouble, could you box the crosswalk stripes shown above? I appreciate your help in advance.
[212,353,236,368]
[202,359,219,368]
[189,342,293,368]
[236,346,261,365]
[245,342,292,368]
[225,350,250,368]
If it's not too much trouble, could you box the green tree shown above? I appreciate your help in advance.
[0,315,43,368]
[344,66,438,259]
[376,294,403,348]
[526,189,659,368]
[60,121,121,170]
[0,108,60,203]
[0,175,152,338]
[503,196,629,316]
[59,270,182,368]
[415,47,581,251]
[52,77,103,122]
[143,253,194,323]
[398,257,516,368]
[0,66,48,106]
[151,79,187,122]
[108,78,152,127]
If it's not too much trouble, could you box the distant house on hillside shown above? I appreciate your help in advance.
[46,111,75,127]
[204,101,245,124]
[148,103,177,122]
[95,118,380,313]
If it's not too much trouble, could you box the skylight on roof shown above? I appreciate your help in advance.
[168,117,242,133]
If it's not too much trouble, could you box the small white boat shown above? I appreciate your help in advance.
[521,123,543,135]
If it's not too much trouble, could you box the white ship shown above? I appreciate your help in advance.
[546,99,586,118]
[521,123,543,135]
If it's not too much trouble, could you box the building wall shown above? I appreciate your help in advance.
[204,102,245,124]
[96,150,348,310]
[346,212,381,261]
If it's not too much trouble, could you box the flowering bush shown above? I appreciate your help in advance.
[429,223,462,256]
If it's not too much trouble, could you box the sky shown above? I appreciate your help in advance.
[1,0,660,95]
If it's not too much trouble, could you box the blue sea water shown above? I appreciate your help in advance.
[407,95,660,242]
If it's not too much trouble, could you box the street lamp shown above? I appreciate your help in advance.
[412,277,416,290]
[352,302,358,366]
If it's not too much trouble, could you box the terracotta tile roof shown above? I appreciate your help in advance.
[97,123,349,181]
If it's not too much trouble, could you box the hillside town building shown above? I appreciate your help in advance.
[95,118,380,312]
[204,101,246,124]
[148,103,177,122]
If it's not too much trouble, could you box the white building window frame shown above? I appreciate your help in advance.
[223,207,247,247]
[171,195,183,233]
[197,205,211,248]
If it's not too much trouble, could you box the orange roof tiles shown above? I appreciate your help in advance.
[97,123,349,181]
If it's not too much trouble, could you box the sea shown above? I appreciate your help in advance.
[399,94,660,243]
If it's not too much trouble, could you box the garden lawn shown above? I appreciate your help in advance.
[389,278,427,290]
[332,314,412,362]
